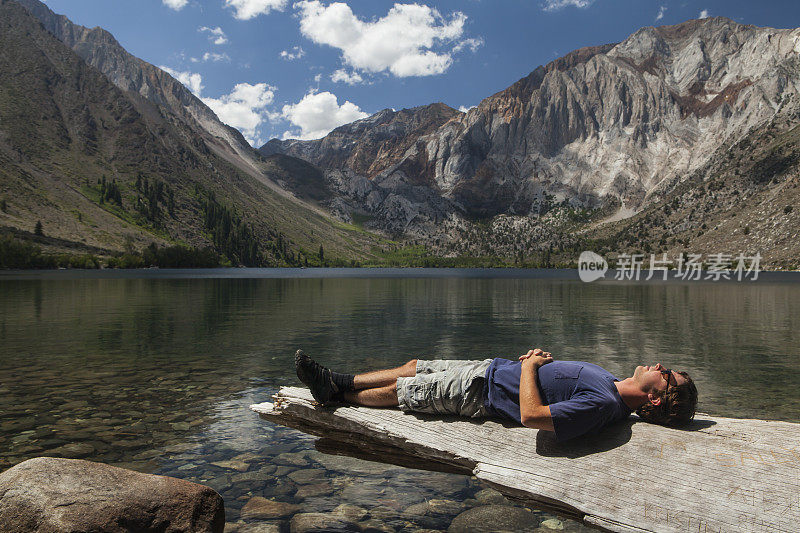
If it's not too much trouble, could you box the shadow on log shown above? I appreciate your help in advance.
[253,386,800,533]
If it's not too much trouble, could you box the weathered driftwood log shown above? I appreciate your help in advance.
[252,386,800,533]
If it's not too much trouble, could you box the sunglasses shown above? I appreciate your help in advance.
[660,368,675,388]
[659,368,674,412]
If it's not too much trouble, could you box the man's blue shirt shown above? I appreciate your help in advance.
[484,359,632,441]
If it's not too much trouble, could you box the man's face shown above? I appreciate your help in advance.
[633,363,686,400]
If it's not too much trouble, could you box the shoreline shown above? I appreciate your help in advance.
[0,266,798,282]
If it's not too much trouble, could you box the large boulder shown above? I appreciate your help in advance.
[0,457,225,532]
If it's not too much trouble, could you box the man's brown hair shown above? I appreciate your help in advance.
[636,371,698,427]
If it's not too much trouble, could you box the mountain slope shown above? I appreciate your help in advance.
[583,100,800,269]
[0,0,385,265]
[264,18,800,243]
[14,0,322,211]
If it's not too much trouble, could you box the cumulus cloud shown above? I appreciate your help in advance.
[202,52,231,62]
[330,69,363,85]
[159,65,274,145]
[452,37,483,54]
[200,26,228,45]
[159,65,204,96]
[280,46,306,60]
[225,0,287,20]
[541,0,594,11]
[655,6,666,21]
[458,105,475,113]
[202,83,277,145]
[698,9,710,19]
[163,0,188,11]
[294,1,478,77]
[282,90,368,140]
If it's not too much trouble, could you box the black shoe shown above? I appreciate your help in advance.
[295,349,339,405]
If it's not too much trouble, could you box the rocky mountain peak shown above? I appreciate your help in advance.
[261,16,800,237]
[259,102,461,179]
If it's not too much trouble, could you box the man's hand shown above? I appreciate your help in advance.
[519,348,553,368]
[518,348,555,432]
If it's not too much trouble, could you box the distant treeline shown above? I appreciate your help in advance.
[0,234,220,269]
[106,243,219,268]
[0,234,101,269]
[0,232,579,270]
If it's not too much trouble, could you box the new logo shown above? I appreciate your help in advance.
[578,251,608,282]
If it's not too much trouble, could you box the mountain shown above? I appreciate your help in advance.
[13,0,283,198]
[0,0,385,266]
[260,103,466,236]
[4,0,799,268]
[261,103,462,179]
[262,17,800,267]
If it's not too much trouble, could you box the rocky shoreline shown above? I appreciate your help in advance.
[0,456,574,533]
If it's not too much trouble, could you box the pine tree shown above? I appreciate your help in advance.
[34,220,43,236]
[319,245,324,262]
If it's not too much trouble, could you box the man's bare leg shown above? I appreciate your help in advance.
[352,359,418,389]
[344,383,399,406]
[343,359,418,407]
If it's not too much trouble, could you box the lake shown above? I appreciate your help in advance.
[1,268,799,531]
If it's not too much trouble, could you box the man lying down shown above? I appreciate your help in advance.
[294,348,698,442]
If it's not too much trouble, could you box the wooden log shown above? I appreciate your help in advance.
[252,386,800,533]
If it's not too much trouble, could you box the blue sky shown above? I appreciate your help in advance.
[39,0,800,147]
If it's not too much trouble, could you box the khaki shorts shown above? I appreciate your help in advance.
[396,359,493,418]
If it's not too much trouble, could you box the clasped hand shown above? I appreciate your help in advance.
[519,348,553,368]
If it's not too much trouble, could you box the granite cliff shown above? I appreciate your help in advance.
[262,17,800,247]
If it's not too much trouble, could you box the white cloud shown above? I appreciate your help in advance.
[458,105,475,113]
[541,0,593,12]
[199,26,228,45]
[163,0,188,11]
[698,9,710,19]
[330,69,363,85]
[282,90,368,140]
[294,1,478,78]
[225,0,287,20]
[452,37,483,54]
[280,46,306,60]
[202,83,277,146]
[203,52,231,62]
[159,65,204,96]
[655,6,666,21]
[159,65,275,145]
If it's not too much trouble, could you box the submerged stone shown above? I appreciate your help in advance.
[287,468,326,484]
[332,503,369,522]
[240,496,301,520]
[293,481,333,499]
[474,488,509,505]
[289,512,360,533]
[447,505,538,533]
[540,518,565,530]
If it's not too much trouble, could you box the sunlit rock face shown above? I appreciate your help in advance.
[263,18,800,236]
